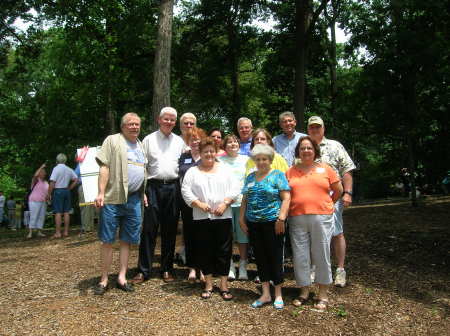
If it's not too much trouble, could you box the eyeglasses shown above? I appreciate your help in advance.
[211,135,222,139]
[300,146,314,151]
[183,122,195,126]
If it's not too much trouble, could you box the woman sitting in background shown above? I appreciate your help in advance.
[240,144,290,310]
[286,136,342,311]
[181,138,240,300]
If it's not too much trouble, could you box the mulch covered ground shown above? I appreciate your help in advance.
[0,197,449,335]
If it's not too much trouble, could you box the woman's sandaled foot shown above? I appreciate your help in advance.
[219,290,233,301]
[314,299,329,311]
[251,298,271,308]
[51,234,61,239]
[201,289,213,299]
[273,299,284,310]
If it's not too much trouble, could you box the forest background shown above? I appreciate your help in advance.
[1,0,449,202]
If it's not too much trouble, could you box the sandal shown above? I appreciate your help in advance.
[251,299,271,308]
[314,299,329,312]
[273,299,284,310]
[201,289,213,299]
[292,296,308,307]
[219,290,233,301]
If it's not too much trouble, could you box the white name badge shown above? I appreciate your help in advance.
[247,182,255,188]
[184,158,192,164]
[316,167,325,174]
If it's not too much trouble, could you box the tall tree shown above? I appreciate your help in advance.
[152,0,174,129]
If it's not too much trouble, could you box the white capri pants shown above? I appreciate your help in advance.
[29,201,47,229]
[289,214,334,286]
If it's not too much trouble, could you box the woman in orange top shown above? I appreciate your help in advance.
[286,136,342,311]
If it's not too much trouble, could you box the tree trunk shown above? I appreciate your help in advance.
[294,0,309,130]
[328,0,337,117]
[152,0,174,131]
[227,17,241,129]
[105,17,116,134]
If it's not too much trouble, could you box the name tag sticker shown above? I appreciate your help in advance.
[316,167,325,174]
[247,182,255,188]
[184,158,192,164]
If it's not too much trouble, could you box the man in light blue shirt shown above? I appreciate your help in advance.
[273,111,306,166]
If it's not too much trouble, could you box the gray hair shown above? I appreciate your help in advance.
[237,117,252,128]
[56,153,67,164]
[279,111,296,122]
[160,106,177,118]
[180,112,197,124]
[250,144,274,162]
[120,112,140,128]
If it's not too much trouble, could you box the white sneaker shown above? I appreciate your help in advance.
[228,260,236,280]
[254,275,261,284]
[26,232,32,239]
[238,260,248,280]
[37,231,46,237]
[334,268,347,287]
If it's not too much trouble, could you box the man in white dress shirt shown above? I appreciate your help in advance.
[132,107,185,283]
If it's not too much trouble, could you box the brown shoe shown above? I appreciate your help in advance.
[162,272,175,283]
[130,273,147,285]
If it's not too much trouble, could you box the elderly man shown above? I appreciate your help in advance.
[273,111,306,167]
[47,153,78,238]
[132,107,185,284]
[93,112,147,295]
[237,117,253,156]
[307,116,356,287]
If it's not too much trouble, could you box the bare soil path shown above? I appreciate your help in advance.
[0,197,449,335]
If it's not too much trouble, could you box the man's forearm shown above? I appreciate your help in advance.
[98,165,110,195]
[342,172,353,192]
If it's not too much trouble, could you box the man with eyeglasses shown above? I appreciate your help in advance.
[237,117,253,156]
[307,116,356,287]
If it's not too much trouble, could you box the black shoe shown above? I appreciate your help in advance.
[117,281,135,292]
[93,283,108,295]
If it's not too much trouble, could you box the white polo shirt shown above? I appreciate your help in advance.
[49,164,77,188]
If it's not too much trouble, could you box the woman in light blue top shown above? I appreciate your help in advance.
[240,144,291,310]
[219,134,249,280]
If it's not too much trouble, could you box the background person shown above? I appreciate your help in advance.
[180,112,197,145]
[240,144,291,310]
[181,138,240,300]
[7,196,16,230]
[75,163,96,235]
[273,111,306,167]
[47,153,78,238]
[0,191,5,226]
[219,134,249,280]
[237,117,253,156]
[286,136,342,311]
[209,128,226,156]
[178,127,207,283]
[27,164,49,238]
[307,116,356,287]
[245,128,289,175]
[94,112,147,295]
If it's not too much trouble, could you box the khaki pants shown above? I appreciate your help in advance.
[78,185,95,232]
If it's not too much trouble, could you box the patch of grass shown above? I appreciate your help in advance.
[333,305,348,318]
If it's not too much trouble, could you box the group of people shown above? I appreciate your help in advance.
[93,107,356,312]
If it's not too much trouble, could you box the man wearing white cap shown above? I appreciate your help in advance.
[307,116,356,287]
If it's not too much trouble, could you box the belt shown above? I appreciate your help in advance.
[149,178,178,185]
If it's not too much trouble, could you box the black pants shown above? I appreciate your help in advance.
[248,220,285,285]
[180,198,196,268]
[137,180,180,278]
[193,218,232,276]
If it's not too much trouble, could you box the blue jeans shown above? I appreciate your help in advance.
[98,193,142,244]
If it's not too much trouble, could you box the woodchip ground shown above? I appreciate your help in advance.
[0,197,449,335]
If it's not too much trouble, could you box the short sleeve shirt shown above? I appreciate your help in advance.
[286,163,340,216]
[318,138,356,177]
[218,154,248,206]
[49,164,77,188]
[273,131,306,166]
[242,169,290,222]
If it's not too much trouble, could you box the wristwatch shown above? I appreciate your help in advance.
[343,191,353,196]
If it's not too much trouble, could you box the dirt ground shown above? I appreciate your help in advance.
[0,196,449,336]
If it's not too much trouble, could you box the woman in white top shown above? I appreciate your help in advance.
[181,138,240,300]
[218,134,249,280]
